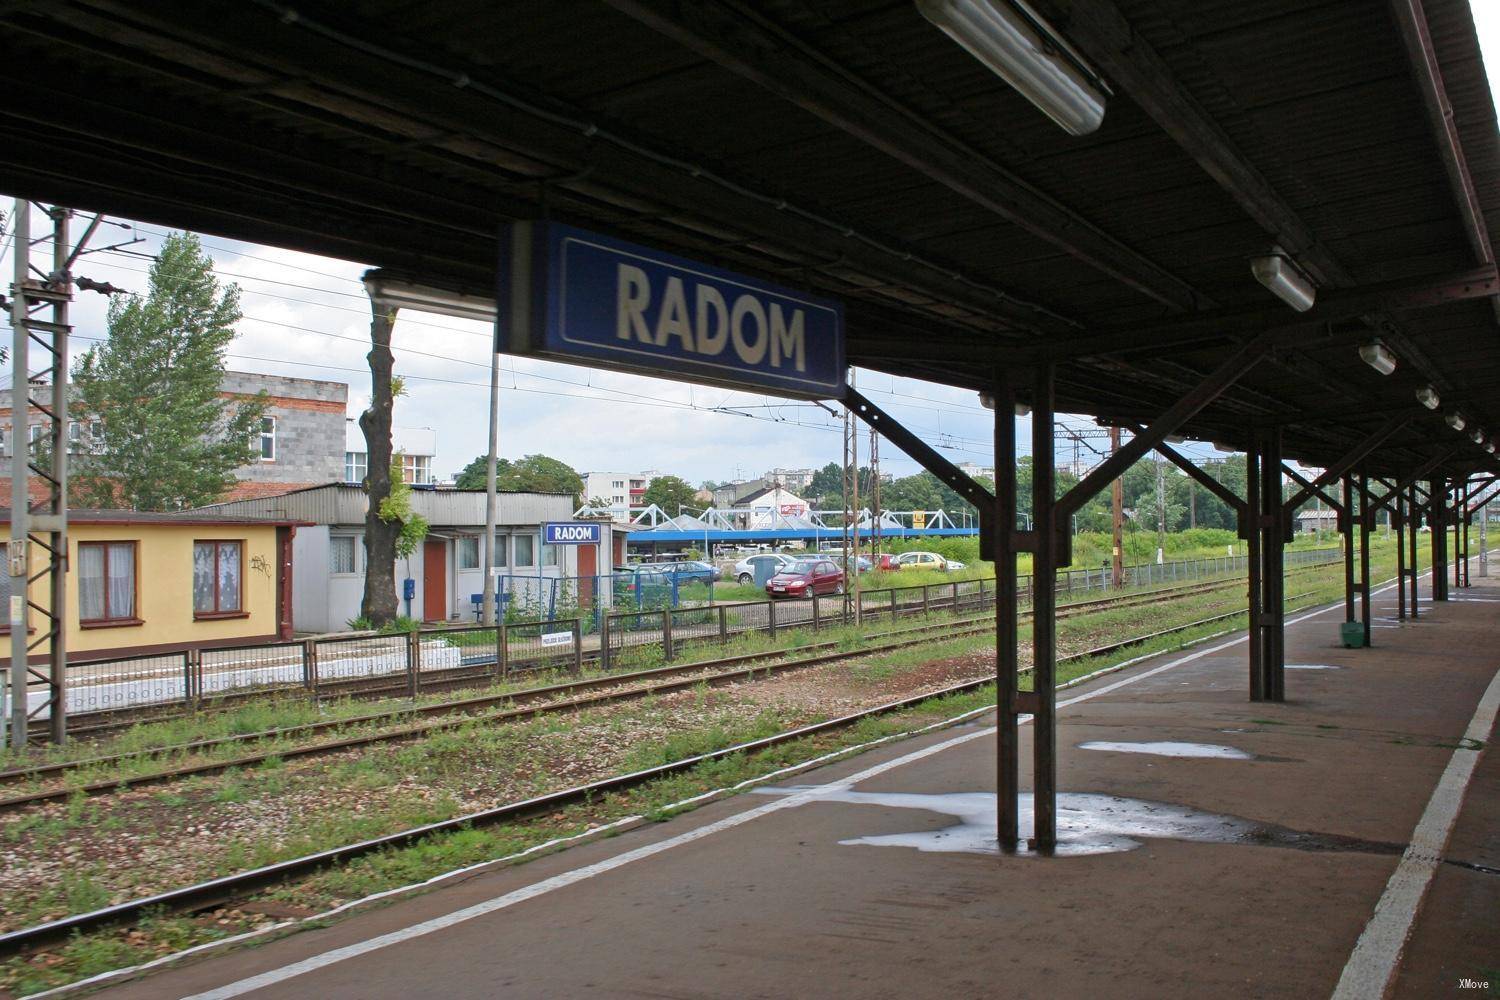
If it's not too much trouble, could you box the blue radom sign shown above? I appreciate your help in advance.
[544,522,602,545]
[498,222,845,399]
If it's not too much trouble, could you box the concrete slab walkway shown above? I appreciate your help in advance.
[84,572,1499,1000]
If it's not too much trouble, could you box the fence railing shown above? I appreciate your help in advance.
[10,546,1342,736]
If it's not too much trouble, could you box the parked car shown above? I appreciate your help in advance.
[833,553,873,575]
[871,553,902,572]
[895,550,964,571]
[765,558,846,598]
[734,552,799,584]
[653,560,720,584]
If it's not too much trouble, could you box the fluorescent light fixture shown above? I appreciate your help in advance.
[1358,340,1397,376]
[1414,385,1440,410]
[1487,441,1497,454]
[978,391,1031,416]
[362,271,497,323]
[1447,412,1467,431]
[1164,434,1187,444]
[1211,441,1236,453]
[916,0,1106,136]
[1250,249,1316,312]
[1471,428,1486,444]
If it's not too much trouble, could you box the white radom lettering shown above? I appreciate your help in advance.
[730,294,768,365]
[617,264,653,344]
[695,285,729,357]
[769,304,806,372]
[654,276,695,352]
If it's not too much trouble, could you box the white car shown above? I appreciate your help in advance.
[895,551,964,571]
[733,552,799,584]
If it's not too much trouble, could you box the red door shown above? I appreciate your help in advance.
[422,538,447,622]
[578,541,597,605]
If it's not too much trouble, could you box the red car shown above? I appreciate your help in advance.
[872,553,901,572]
[765,558,845,598]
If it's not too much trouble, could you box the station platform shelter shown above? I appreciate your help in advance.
[87,567,1498,1000]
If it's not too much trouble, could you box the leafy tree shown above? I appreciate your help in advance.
[642,474,698,514]
[70,232,264,510]
[498,454,584,499]
[454,455,513,491]
[808,461,843,501]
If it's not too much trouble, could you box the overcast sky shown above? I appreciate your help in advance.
[4,9,1498,486]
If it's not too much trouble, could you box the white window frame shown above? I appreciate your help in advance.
[258,416,276,462]
[458,535,480,570]
[345,450,368,484]
[330,535,359,575]
[513,533,536,568]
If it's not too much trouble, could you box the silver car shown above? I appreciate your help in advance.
[733,552,799,584]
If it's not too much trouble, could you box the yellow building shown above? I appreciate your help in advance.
[0,510,303,662]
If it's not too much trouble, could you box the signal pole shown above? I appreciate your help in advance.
[869,426,881,558]
[7,201,94,746]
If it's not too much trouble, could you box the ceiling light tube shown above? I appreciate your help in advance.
[1472,428,1486,444]
[1486,441,1497,454]
[1358,340,1397,376]
[1250,249,1316,312]
[1415,385,1440,410]
[978,391,1032,416]
[915,0,1107,136]
[1447,412,1467,431]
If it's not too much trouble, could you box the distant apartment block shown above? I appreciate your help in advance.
[762,467,816,492]
[956,461,996,481]
[582,470,659,521]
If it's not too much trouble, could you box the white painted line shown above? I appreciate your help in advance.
[177,592,1365,1000]
[1331,666,1500,1000]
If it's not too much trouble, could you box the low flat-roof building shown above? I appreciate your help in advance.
[199,484,629,632]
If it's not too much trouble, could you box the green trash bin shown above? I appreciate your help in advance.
[1340,621,1365,648]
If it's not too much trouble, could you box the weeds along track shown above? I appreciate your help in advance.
[0,585,1300,818]
[0,576,1263,802]
[0,592,1322,956]
[32,571,1284,744]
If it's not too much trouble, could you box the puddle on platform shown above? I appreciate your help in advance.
[753,787,1403,859]
[1286,663,1342,670]
[1078,740,1252,760]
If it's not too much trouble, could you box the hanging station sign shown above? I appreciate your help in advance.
[498,222,845,399]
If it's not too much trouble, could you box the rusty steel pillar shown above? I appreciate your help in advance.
[1342,476,1357,623]
[1030,363,1058,855]
[1432,478,1449,601]
[1409,484,1421,618]
[1245,435,1264,701]
[992,370,1020,854]
[1461,480,1471,588]
[1359,471,1372,647]
[1395,491,1407,620]
[1257,429,1286,702]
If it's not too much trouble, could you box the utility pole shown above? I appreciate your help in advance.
[1109,425,1123,588]
[849,371,861,625]
[840,384,855,623]
[481,340,501,626]
[7,201,93,746]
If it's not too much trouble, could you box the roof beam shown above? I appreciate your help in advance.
[600,0,1203,311]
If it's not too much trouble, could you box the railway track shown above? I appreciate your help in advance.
[0,577,1270,802]
[0,595,1314,956]
[32,571,1280,742]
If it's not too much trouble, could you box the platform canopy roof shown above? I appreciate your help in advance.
[4,0,1499,478]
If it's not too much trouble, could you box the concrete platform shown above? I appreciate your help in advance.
[88,572,1500,1000]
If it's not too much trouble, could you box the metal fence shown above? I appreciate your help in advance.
[10,546,1342,736]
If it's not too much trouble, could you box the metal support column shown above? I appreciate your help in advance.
[992,371,1019,854]
[1432,479,1448,601]
[1359,471,1372,647]
[1461,480,1471,588]
[1342,476,1356,624]
[1258,430,1285,702]
[1395,491,1407,621]
[1409,485,1421,618]
[1245,436,1264,701]
[1030,364,1058,855]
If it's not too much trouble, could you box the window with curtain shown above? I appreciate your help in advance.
[258,417,276,461]
[79,541,137,623]
[458,536,479,570]
[513,534,535,567]
[542,543,558,567]
[493,534,508,568]
[330,536,357,574]
[193,540,243,615]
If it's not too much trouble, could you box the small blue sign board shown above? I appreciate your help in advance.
[544,522,602,545]
[499,222,844,399]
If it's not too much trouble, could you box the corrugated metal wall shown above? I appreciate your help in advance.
[197,484,575,527]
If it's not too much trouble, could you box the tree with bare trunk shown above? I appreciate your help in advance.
[359,301,398,625]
